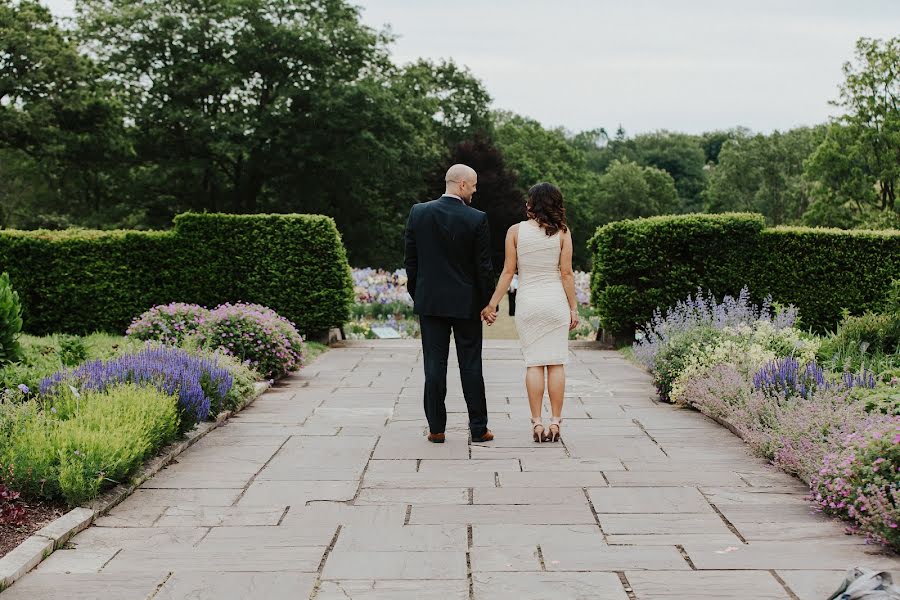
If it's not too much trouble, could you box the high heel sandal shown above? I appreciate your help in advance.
[547,417,562,442]
[531,418,545,443]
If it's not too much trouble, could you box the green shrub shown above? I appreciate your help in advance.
[851,384,900,415]
[884,279,900,315]
[0,214,354,337]
[57,335,87,367]
[755,227,900,334]
[589,214,900,337]
[0,384,179,506]
[817,297,900,377]
[80,333,144,360]
[590,213,764,339]
[651,326,723,401]
[0,272,23,366]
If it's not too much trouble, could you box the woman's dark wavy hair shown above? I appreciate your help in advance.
[526,182,567,237]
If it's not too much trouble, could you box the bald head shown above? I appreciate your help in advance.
[445,164,478,203]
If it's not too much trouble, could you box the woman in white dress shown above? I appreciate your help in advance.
[482,183,579,442]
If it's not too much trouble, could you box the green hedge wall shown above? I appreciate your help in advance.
[589,213,900,337]
[172,213,354,338]
[0,214,354,336]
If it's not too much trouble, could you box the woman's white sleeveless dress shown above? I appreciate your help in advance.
[514,220,569,367]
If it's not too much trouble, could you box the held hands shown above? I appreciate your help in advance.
[481,304,498,325]
[569,307,580,331]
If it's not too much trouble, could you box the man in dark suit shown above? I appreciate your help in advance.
[404,164,495,443]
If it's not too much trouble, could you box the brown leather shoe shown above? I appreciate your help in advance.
[427,432,445,444]
[471,430,494,443]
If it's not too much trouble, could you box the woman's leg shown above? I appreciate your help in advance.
[525,366,545,419]
[547,364,566,419]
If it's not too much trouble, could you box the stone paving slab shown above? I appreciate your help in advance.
[474,572,629,599]
[6,342,899,599]
[776,570,847,600]
[157,573,318,600]
[316,579,468,599]
[625,570,792,599]
[101,547,326,573]
[0,573,168,599]
[355,487,470,506]
[321,550,467,580]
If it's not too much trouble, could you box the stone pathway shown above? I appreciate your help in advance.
[5,340,899,599]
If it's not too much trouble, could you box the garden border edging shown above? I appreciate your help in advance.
[0,380,272,592]
[686,400,814,487]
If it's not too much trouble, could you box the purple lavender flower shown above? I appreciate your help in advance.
[17,384,29,395]
[40,346,233,433]
[634,286,798,369]
[753,357,876,400]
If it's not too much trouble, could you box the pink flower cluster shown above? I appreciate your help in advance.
[812,414,900,547]
[127,301,306,380]
[195,303,305,379]
[126,302,208,345]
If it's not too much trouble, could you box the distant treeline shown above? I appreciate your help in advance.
[0,1,897,268]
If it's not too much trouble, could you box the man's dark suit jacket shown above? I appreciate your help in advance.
[404,195,494,319]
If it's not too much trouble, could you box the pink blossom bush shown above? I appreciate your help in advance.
[195,303,304,379]
[812,414,900,547]
[680,363,750,420]
[127,303,209,346]
[736,387,869,481]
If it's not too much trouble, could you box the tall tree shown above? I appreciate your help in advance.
[704,127,825,225]
[630,131,708,213]
[805,36,900,224]
[69,0,492,265]
[698,129,749,165]
[0,0,129,227]
[396,59,494,148]
[595,160,678,224]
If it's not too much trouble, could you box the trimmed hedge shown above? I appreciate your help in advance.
[173,213,354,338]
[589,213,900,337]
[0,214,353,336]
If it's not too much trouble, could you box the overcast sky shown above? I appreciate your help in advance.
[43,0,900,135]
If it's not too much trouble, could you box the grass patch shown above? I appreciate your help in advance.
[306,342,328,363]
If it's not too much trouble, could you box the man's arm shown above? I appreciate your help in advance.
[475,213,494,308]
[403,205,418,301]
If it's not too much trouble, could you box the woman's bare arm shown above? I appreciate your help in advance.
[482,225,519,322]
[560,230,579,329]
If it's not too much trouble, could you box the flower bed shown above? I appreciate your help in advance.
[632,285,900,548]
[0,271,325,567]
[1,306,315,556]
[127,302,306,379]
[39,346,234,434]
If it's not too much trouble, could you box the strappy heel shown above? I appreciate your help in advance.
[547,417,561,442]
[531,418,545,443]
